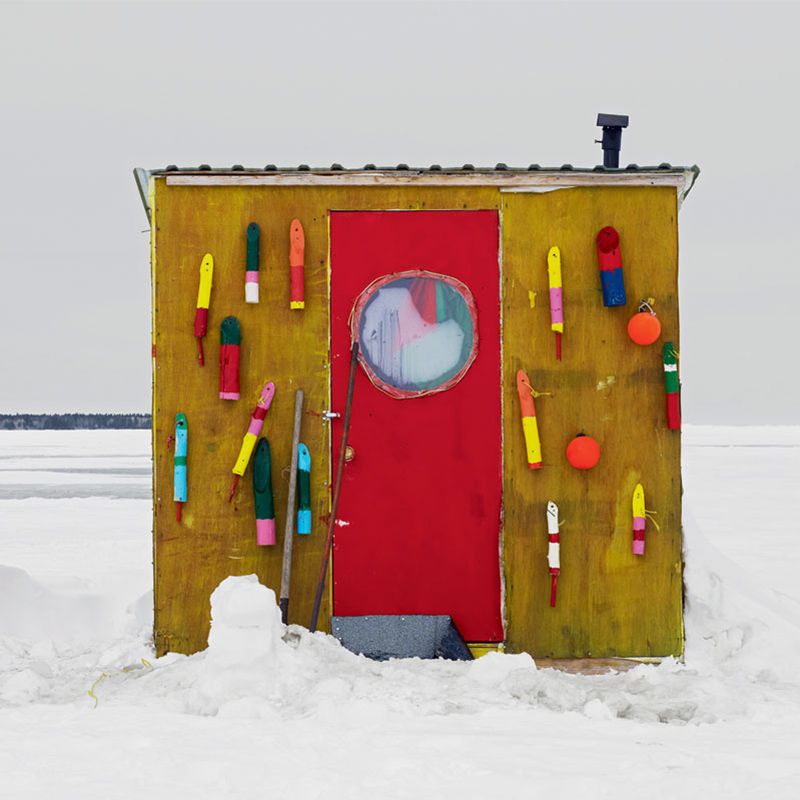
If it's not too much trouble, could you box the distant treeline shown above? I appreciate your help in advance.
[0,414,152,430]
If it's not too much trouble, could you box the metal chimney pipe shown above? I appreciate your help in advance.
[595,114,629,168]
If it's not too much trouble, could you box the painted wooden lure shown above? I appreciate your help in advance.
[663,341,681,430]
[219,316,241,400]
[253,438,275,545]
[516,369,543,469]
[289,219,305,309]
[596,226,626,307]
[546,500,560,607]
[194,253,214,365]
[547,246,564,360]
[297,443,311,535]
[245,222,260,304]
[632,483,646,555]
[173,413,187,523]
[632,483,659,555]
[228,381,276,501]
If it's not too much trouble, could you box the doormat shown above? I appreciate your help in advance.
[331,615,473,661]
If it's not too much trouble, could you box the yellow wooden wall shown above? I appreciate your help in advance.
[501,187,683,658]
[151,180,682,658]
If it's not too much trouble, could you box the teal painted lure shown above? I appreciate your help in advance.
[297,443,311,534]
[173,413,187,522]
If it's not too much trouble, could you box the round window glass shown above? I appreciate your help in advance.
[350,270,478,399]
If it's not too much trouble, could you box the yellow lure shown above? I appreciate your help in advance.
[233,434,257,477]
[196,253,214,309]
[632,483,645,518]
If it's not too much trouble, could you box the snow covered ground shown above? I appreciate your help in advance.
[1,427,799,799]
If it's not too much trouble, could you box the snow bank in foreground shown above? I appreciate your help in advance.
[2,512,800,729]
[26,537,790,730]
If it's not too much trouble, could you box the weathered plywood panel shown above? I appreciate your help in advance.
[501,187,683,658]
[152,185,499,655]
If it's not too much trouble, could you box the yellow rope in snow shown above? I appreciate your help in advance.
[86,659,152,708]
[87,672,108,708]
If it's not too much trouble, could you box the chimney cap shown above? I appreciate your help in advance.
[597,113,629,128]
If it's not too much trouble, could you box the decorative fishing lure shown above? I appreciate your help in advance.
[289,219,305,309]
[663,341,681,430]
[297,443,311,535]
[228,381,276,501]
[546,501,560,607]
[596,226,626,307]
[173,413,187,523]
[632,483,646,555]
[194,253,214,365]
[547,246,564,360]
[219,316,241,400]
[516,369,543,469]
[253,438,275,545]
[632,483,659,555]
[245,222,260,304]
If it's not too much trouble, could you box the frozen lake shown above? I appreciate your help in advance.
[1,427,799,799]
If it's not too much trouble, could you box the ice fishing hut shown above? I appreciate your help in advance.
[136,125,699,662]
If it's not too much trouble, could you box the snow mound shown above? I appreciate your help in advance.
[0,564,113,641]
[0,566,152,706]
[88,557,800,728]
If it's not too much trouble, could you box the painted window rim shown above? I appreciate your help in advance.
[349,269,479,400]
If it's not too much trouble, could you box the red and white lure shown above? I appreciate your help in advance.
[546,500,561,608]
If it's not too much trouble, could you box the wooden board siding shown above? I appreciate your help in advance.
[501,186,683,658]
[151,185,499,656]
[151,180,683,659]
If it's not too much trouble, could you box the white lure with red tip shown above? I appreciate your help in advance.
[546,500,560,608]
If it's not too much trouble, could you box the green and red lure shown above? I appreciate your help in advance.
[253,438,275,545]
[663,342,681,430]
[245,223,260,304]
[219,316,241,400]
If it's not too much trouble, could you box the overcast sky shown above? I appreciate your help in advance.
[1,0,797,423]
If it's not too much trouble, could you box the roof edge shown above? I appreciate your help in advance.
[133,164,700,219]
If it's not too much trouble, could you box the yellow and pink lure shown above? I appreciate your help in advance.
[228,381,276,501]
[632,483,659,555]
[547,246,563,361]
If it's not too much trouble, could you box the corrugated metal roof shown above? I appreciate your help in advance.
[150,162,698,176]
[134,163,700,222]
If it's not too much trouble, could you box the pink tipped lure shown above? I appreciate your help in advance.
[228,381,276,502]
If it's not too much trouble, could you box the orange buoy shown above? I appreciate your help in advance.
[627,300,661,346]
[566,434,600,470]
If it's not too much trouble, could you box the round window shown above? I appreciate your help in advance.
[350,270,478,399]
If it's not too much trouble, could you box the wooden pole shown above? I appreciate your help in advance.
[310,341,359,632]
[279,389,304,624]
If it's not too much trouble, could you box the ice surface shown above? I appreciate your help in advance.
[1,428,800,798]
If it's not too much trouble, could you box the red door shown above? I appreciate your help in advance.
[329,210,502,642]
